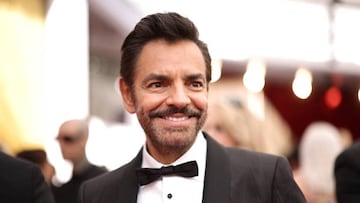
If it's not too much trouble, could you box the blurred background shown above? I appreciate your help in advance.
[1,0,360,183]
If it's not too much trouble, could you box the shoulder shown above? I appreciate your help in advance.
[0,151,40,177]
[85,164,126,185]
[204,132,288,171]
[87,164,108,175]
[340,140,360,157]
[335,140,360,168]
[0,152,55,203]
[80,149,142,193]
[84,159,136,186]
[335,140,360,177]
[79,159,140,203]
[207,141,306,202]
[225,147,289,173]
[205,133,292,180]
[335,141,360,203]
[0,151,32,167]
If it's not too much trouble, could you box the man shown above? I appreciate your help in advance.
[0,151,55,203]
[334,140,360,203]
[52,119,107,203]
[79,12,306,202]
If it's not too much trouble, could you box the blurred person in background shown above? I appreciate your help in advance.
[203,96,294,157]
[338,127,353,149]
[334,139,360,203]
[51,119,107,203]
[294,121,343,203]
[0,151,55,203]
[202,97,254,149]
[16,148,55,185]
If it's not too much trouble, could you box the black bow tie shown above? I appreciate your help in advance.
[136,161,198,186]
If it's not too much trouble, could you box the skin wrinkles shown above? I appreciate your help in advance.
[119,39,208,164]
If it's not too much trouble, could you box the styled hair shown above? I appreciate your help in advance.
[16,149,48,166]
[120,12,212,89]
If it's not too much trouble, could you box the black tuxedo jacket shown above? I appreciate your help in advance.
[79,133,306,203]
[335,140,360,203]
[0,151,55,203]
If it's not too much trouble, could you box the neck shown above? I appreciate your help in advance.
[73,157,90,174]
[146,142,192,165]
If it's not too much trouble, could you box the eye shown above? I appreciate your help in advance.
[149,82,163,88]
[146,81,169,91]
[189,80,205,90]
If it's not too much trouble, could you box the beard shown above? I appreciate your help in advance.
[137,106,207,156]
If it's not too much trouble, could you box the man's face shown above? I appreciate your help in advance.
[120,39,208,160]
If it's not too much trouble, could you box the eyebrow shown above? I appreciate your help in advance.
[187,73,205,81]
[143,73,205,84]
[143,73,168,84]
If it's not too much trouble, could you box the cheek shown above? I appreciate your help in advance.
[135,91,208,112]
[191,93,208,110]
[135,93,166,112]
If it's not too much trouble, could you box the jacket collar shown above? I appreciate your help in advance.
[202,132,231,203]
[114,148,142,202]
[117,132,231,203]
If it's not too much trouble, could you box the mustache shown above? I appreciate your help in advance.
[149,107,202,118]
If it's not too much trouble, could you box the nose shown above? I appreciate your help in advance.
[166,83,191,107]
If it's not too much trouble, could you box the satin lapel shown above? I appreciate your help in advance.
[202,132,231,203]
[115,148,143,203]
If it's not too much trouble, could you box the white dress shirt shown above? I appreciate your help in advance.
[137,132,207,203]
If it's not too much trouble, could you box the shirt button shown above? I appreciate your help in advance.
[167,193,172,199]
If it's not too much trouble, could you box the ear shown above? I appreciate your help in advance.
[119,78,136,113]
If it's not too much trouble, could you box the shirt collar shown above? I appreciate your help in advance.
[141,132,207,180]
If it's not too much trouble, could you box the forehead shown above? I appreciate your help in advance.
[134,39,206,78]
[59,122,79,135]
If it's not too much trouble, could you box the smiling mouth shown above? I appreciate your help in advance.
[162,116,191,121]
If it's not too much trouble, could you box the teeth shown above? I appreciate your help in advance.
[164,116,188,121]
